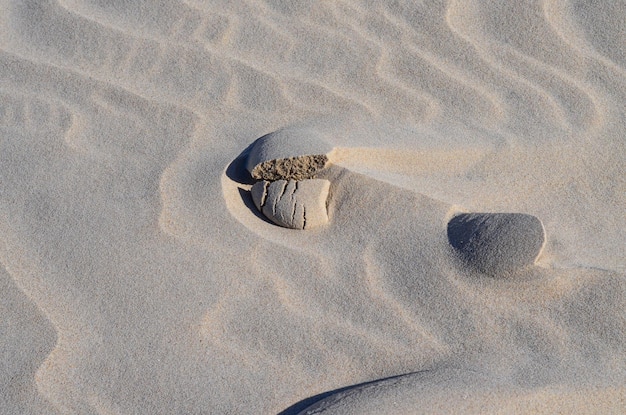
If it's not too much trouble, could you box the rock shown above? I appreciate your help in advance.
[447,213,545,276]
[246,127,333,180]
[250,179,330,229]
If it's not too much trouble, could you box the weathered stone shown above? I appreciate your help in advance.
[246,127,333,180]
[251,179,330,229]
[447,213,545,276]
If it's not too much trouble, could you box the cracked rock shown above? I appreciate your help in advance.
[246,127,333,180]
[251,179,330,230]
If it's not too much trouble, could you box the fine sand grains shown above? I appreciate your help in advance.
[0,0,625,414]
[246,127,333,181]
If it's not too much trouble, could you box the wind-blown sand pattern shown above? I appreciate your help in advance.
[1,1,625,414]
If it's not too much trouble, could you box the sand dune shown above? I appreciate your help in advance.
[291,368,626,414]
[1,0,624,414]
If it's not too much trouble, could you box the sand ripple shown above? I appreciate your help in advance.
[0,0,624,413]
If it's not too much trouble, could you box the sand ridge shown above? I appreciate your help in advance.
[0,0,624,414]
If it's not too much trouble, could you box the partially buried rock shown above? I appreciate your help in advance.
[246,127,333,181]
[447,213,545,276]
[250,179,330,230]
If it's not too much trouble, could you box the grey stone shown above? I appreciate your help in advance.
[447,213,545,276]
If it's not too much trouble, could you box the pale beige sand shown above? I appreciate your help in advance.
[246,127,332,180]
[0,1,625,414]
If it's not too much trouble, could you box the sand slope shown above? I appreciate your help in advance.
[0,0,624,414]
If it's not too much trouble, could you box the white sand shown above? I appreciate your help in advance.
[1,1,624,414]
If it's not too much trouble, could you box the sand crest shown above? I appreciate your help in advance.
[0,0,624,414]
[293,368,626,415]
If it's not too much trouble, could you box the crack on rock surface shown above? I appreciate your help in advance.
[270,180,288,217]
[250,179,330,230]
[250,180,269,211]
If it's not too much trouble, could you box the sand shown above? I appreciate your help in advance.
[246,127,332,181]
[0,1,624,414]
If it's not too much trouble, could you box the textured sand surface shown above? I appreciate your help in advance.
[246,127,332,180]
[1,1,625,414]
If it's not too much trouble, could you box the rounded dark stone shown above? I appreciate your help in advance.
[447,213,545,276]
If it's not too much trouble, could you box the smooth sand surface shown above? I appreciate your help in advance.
[1,1,625,414]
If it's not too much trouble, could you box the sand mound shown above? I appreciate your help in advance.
[251,179,330,229]
[246,128,333,181]
[447,213,546,276]
[294,367,626,415]
[1,0,625,414]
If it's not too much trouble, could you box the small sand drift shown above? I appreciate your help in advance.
[246,128,333,180]
[293,367,625,415]
[251,179,330,229]
[447,213,545,276]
